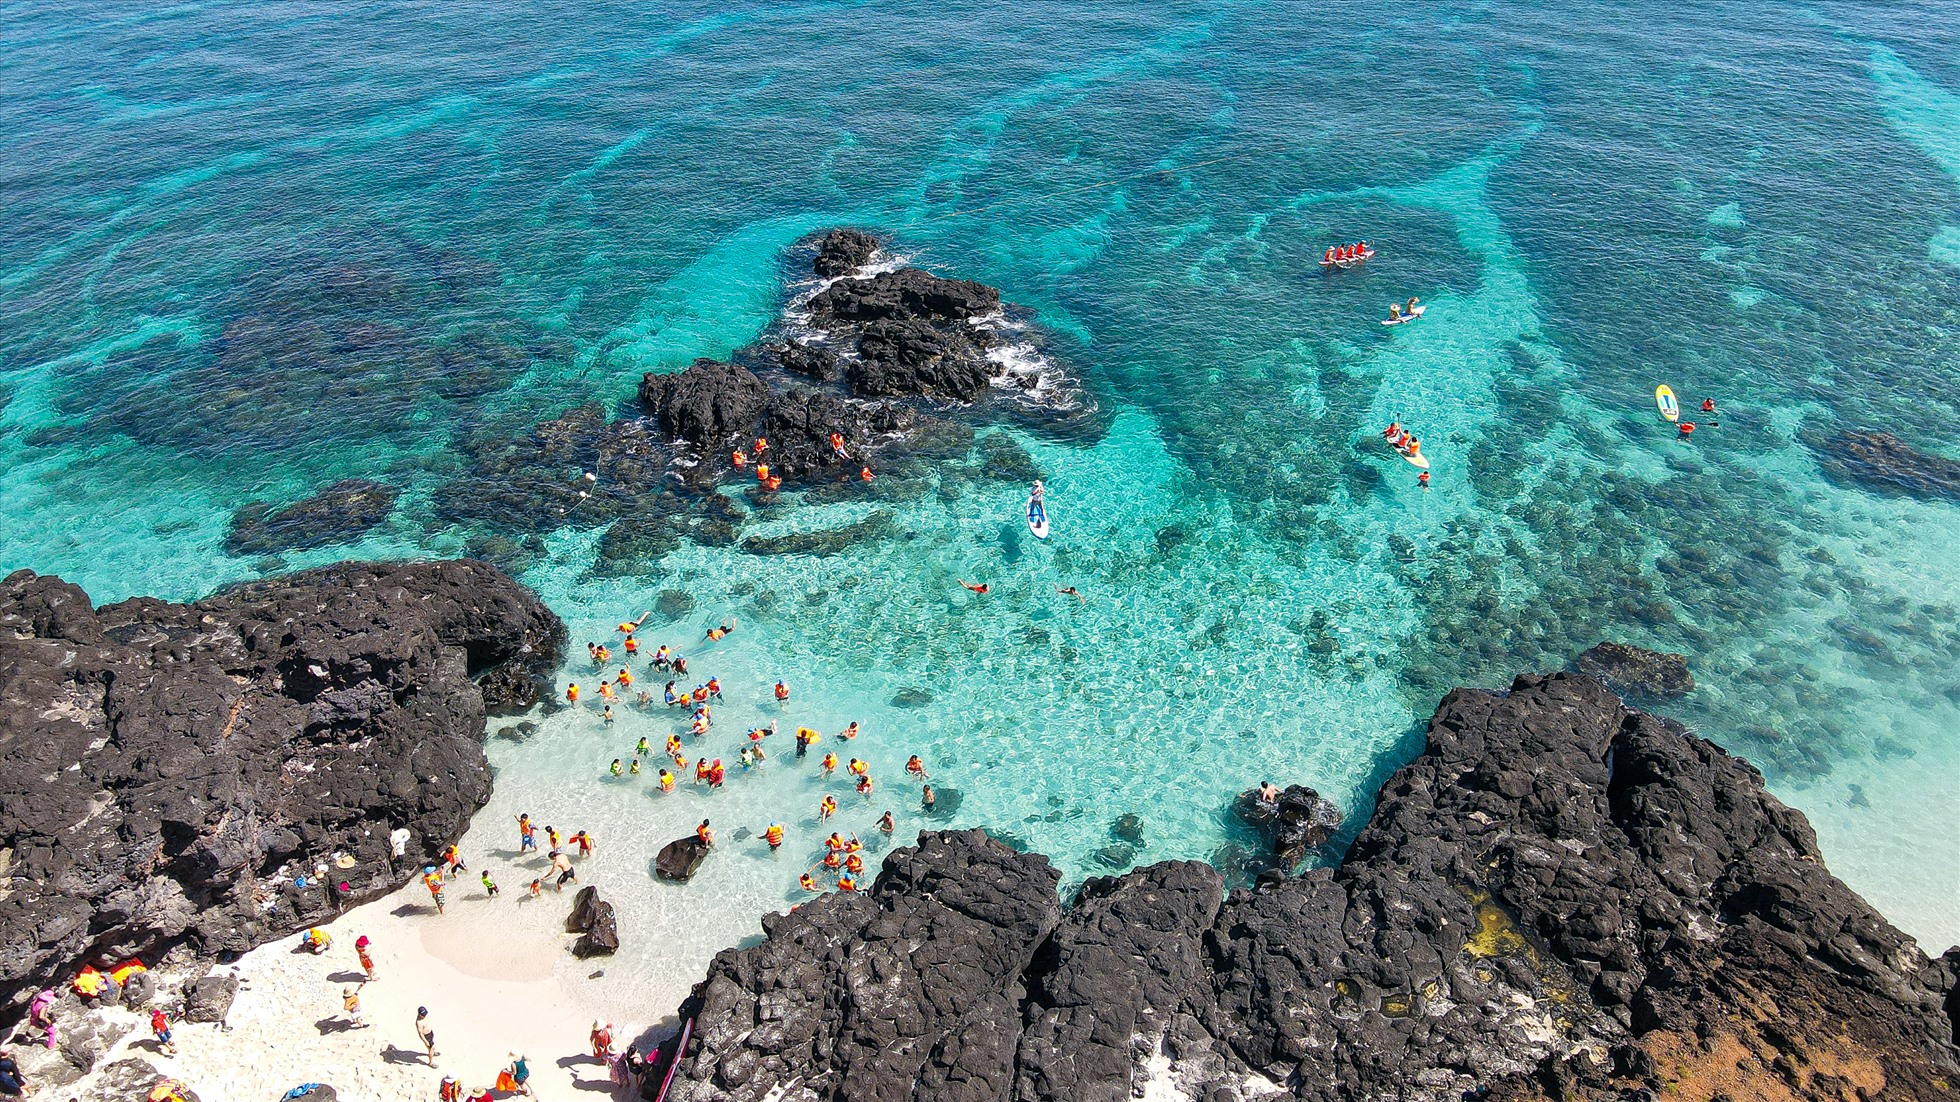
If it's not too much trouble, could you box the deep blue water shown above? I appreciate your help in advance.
[3,1,1957,985]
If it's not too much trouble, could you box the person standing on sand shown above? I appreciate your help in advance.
[590,1021,614,1061]
[149,1009,176,1056]
[340,984,369,1029]
[355,935,375,980]
[415,1007,438,1067]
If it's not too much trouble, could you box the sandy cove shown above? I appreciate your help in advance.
[52,874,650,1102]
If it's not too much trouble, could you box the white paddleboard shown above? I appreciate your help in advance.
[1027,497,1049,540]
[1381,304,1426,326]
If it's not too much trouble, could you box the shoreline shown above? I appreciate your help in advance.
[51,879,635,1102]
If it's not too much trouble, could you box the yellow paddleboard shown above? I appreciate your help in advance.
[1655,384,1679,423]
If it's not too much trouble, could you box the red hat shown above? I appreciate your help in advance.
[355,936,370,948]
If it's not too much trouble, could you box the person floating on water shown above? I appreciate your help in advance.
[1678,421,1695,440]
[959,579,989,594]
[774,680,790,702]
[617,612,650,634]
[1418,470,1430,490]
[1701,397,1716,414]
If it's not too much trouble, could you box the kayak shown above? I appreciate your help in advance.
[1027,496,1049,540]
[1320,248,1375,269]
[1381,305,1426,326]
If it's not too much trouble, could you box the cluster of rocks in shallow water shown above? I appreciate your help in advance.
[225,479,399,557]
[659,672,1960,1102]
[0,559,564,1019]
[1814,429,1960,502]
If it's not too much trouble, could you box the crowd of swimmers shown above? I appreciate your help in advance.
[728,434,876,490]
[561,613,942,897]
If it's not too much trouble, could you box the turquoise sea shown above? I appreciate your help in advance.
[4,0,1957,1007]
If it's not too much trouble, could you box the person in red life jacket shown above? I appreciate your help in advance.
[1701,397,1716,414]
[732,449,748,469]
[1678,421,1696,439]
[774,680,790,702]
[860,466,874,482]
[829,432,848,457]
[765,475,783,492]
[1323,246,1337,265]
[1418,470,1430,490]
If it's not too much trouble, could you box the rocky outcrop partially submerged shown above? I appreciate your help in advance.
[661,673,1960,1101]
[0,560,564,1018]
[1815,429,1960,502]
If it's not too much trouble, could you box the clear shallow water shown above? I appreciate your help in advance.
[3,0,1958,1012]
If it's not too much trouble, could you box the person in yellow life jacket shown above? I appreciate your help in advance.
[845,853,864,875]
[658,769,676,792]
[821,752,838,776]
[818,795,837,821]
[844,837,862,854]
[799,873,819,892]
[595,644,610,664]
[598,680,615,702]
[303,927,331,953]
[695,759,711,784]
[666,734,682,756]
[825,832,845,852]
[838,874,859,892]
[847,758,868,778]
[566,683,580,704]
[764,823,785,849]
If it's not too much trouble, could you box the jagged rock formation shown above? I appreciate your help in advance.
[0,560,564,1019]
[812,229,878,277]
[659,673,1960,1102]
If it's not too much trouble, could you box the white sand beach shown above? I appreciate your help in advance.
[51,874,662,1102]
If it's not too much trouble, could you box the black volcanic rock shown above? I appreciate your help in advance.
[808,267,1000,325]
[655,836,709,881]
[639,359,769,446]
[812,229,879,277]
[772,341,837,380]
[225,480,398,557]
[1578,640,1694,696]
[1817,429,1960,501]
[0,560,565,1018]
[850,318,996,401]
[567,887,620,958]
[1271,784,1341,870]
[657,674,1960,1102]
[755,388,913,479]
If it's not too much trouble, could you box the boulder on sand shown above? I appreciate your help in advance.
[655,836,709,881]
[1577,640,1694,696]
[567,887,620,957]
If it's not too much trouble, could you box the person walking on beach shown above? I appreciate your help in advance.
[149,1009,176,1056]
[415,1007,438,1067]
[551,850,577,891]
[355,935,376,981]
[340,984,369,1029]
[590,1021,614,1061]
[480,869,501,897]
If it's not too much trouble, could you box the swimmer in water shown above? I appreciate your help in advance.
[840,721,859,740]
[706,619,736,642]
[905,755,926,779]
[1057,586,1083,602]
[878,811,896,833]
[958,579,989,594]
